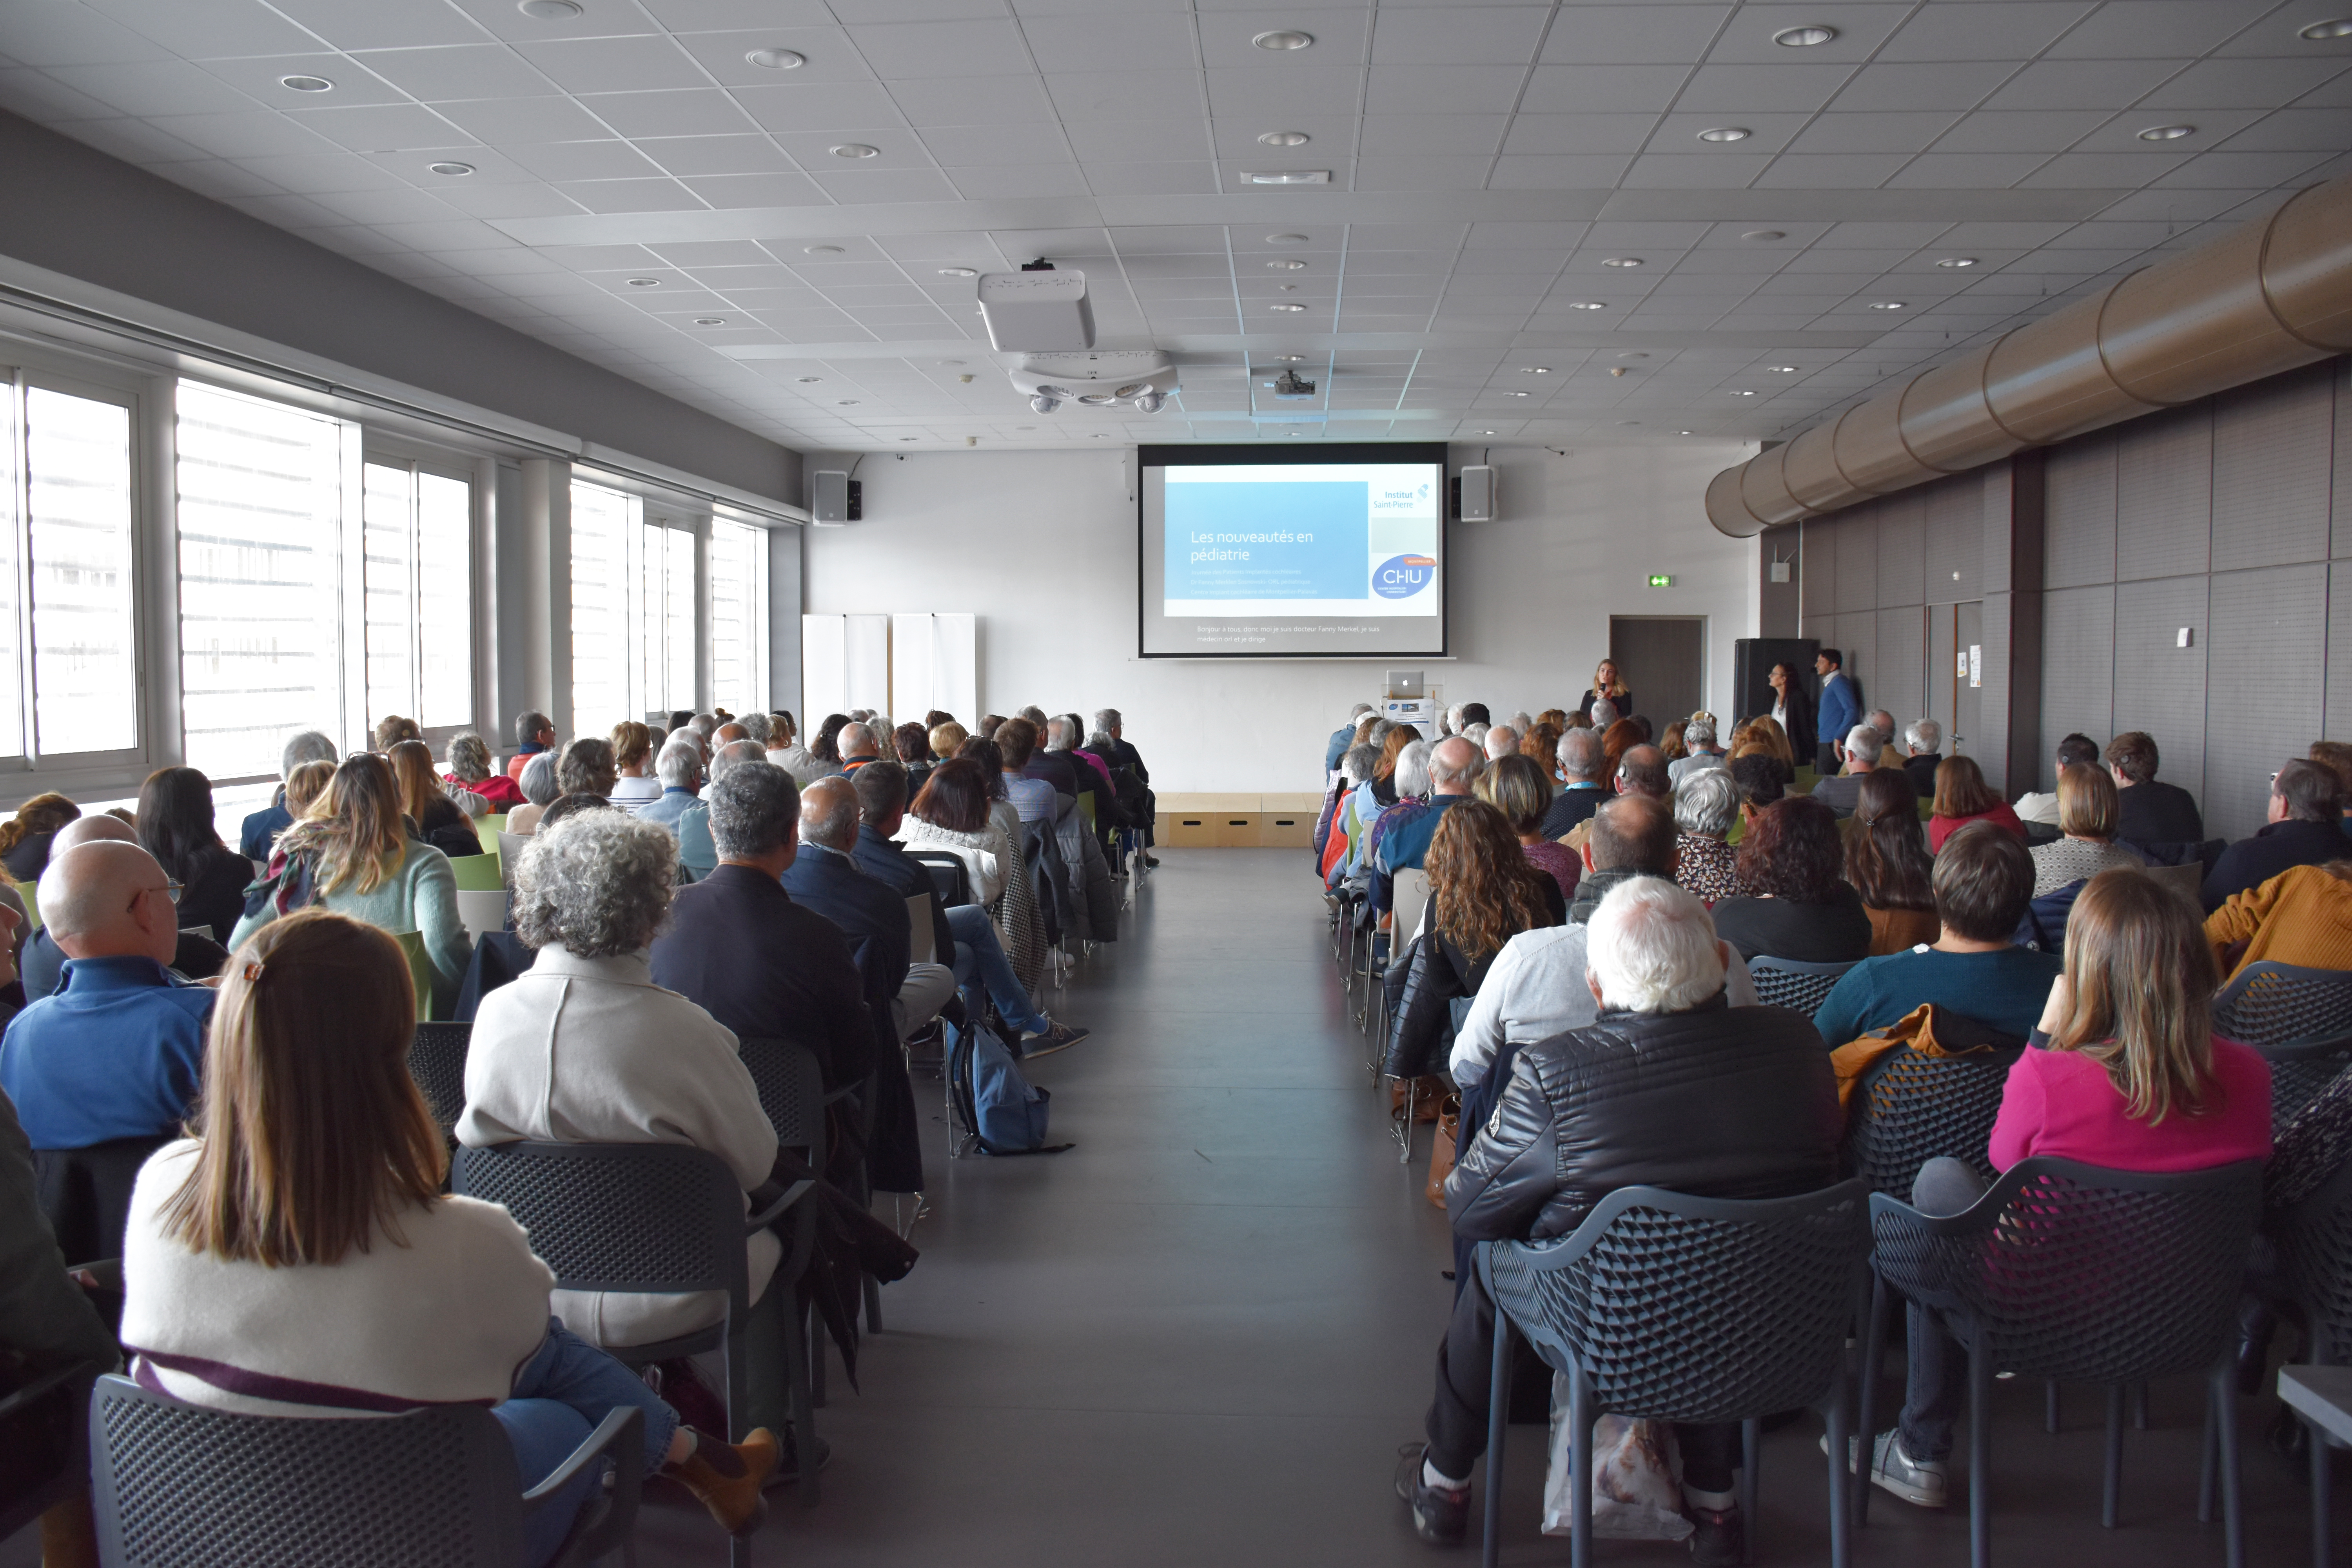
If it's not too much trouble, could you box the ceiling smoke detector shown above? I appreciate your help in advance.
[744,47,805,69]
[1697,126,1751,142]
[1253,30,1314,49]
[1258,131,1310,146]
[1773,25,1837,45]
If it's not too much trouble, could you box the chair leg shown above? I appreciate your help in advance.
[809,1308,828,1410]
[1855,1276,1888,1532]
[1739,1417,1760,1566]
[1968,1333,1993,1568]
[2311,1410,2331,1568]
[2199,1394,2217,1523]
[1570,1369,1595,1568]
[779,1294,820,1507]
[2132,1380,2148,1431]
[2212,1362,2246,1568]
[1481,1311,1512,1568]
[2045,1378,2061,1434]
[2102,1382,2124,1528]
[1824,1390,1853,1568]
[863,1274,882,1335]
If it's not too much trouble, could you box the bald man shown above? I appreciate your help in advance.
[1372,735,1486,919]
[836,722,881,772]
[0,840,218,1155]
[20,818,228,1001]
[781,776,962,1043]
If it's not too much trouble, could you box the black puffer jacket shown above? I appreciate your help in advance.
[1445,995,1842,1242]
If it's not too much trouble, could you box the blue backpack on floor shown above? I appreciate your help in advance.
[949,1022,1074,1156]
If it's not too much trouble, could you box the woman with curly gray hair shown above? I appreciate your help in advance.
[457,809,791,1389]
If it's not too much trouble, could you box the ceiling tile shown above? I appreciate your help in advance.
[812,166,961,202]
[1541,6,1733,66]
[1042,69,1202,120]
[1368,7,1550,66]
[355,45,563,103]
[582,90,759,139]
[1677,63,1858,114]
[1518,64,1692,115]
[1364,65,1528,114]
[506,138,663,180]
[1195,9,1374,70]
[194,54,414,111]
[1753,153,1912,188]
[2046,2,2256,61]
[847,18,1036,78]
[1358,114,1506,156]
[443,0,664,46]
[432,94,611,144]
[87,0,325,61]
[284,101,473,152]
[1619,152,1774,188]
[1931,108,2112,153]
[557,176,710,212]
[1354,154,1497,189]
[1489,152,1635,188]
[641,133,795,175]
[1789,111,1956,156]
[770,128,932,169]
[1067,118,1211,162]
[1502,114,1659,157]
[1206,65,1364,119]
[677,170,829,206]
[1084,160,1218,195]
[890,73,1057,127]
[1020,13,1199,74]
[45,58,260,117]
[668,26,871,87]
[951,163,1091,197]
[144,109,343,160]
[0,67,123,120]
[514,36,710,96]
[1826,60,2017,114]
[923,120,1071,165]
[731,79,908,132]
[0,4,174,69]
[431,179,589,218]
[1981,58,2178,112]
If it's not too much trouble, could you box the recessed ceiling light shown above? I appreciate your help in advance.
[1679,429,1696,436]
[796,376,821,383]
[1267,232,1310,245]
[1770,365,1798,373]
[2301,17,2352,38]
[938,359,965,366]
[1742,230,1786,242]
[1267,258,1307,271]
[693,317,727,325]
[745,47,805,69]
[1772,25,1838,46]
[2138,123,2195,141]
[1253,30,1314,50]
[1509,390,1530,397]
[279,74,333,92]
[1522,366,1550,374]
[1270,302,1307,311]
[1697,126,1751,143]
[1616,352,1649,360]
[1241,169,1329,184]
[428,161,474,176]
[1936,257,1978,268]
[900,436,918,441]
[804,245,846,256]
[1272,354,1305,363]
[1869,300,1906,310]
[1481,430,1496,436]
[1565,300,1608,310]
[517,0,582,16]
[1603,257,1643,268]
[1730,389,1756,396]
[938,266,978,277]
[625,277,661,287]
[1258,130,1310,147]
[830,143,879,159]
[837,399,859,405]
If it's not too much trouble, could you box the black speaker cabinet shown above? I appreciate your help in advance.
[1731,637,1819,724]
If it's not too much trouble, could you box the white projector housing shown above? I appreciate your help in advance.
[977,270,1095,352]
[1007,351,1179,414]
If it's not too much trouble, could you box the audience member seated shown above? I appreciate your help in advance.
[1519,722,1564,785]
[2011,733,2100,827]
[737,713,771,751]
[440,730,521,812]
[371,715,419,751]
[637,739,704,832]
[389,740,482,861]
[507,709,556,782]
[240,731,339,858]
[1049,716,1123,841]
[1089,707,1155,862]
[1900,720,1944,799]
[22,818,227,1000]
[1858,871,2269,1514]
[1927,754,2025,852]
[1860,708,1905,772]
[1656,721,1684,764]
[138,766,256,944]
[1327,703,1375,773]
[677,740,768,880]
[950,739,1049,992]
[765,711,818,786]
[1451,796,1763,1098]
[1808,725,1882,817]
[1813,822,2060,1046]
[1666,714,1726,786]
[2108,730,2205,846]
[1707,796,1872,965]
[2029,763,2146,895]
[993,719,1060,824]
[1598,717,1642,779]
[1730,753,1788,823]
[129,911,776,1562]
[896,722,937,800]
[1846,771,1939,955]
[1672,767,1743,904]
[2311,741,2352,834]
[809,714,851,775]
[836,722,882,774]
[506,752,559,835]
[1559,744,1669,859]
[784,776,958,1047]
[2204,860,2352,980]
[1814,648,1859,775]
[0,794,80,885]
[1476,754,1578,903]
[1481,724,1518,762]
[2203,759,2348,911]
[1374,737,1482,920]
[1401,878,1839,1561]
[1749,714,1801,785]
[898,758,1057,1034]
[1322,744,1383,888]
[608,721,662,812]
[1384,801,1563,1082]
[1537,728,1610,840]
[232,754,470,1012]
[1359,741,1434,888]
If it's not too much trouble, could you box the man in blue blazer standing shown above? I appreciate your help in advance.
[1813,648,1859,778]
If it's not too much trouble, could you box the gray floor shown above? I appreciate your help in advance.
[16,846,2342,1566]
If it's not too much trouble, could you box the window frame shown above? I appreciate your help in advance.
[359,447,482,751]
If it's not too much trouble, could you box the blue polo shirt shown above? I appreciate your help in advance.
[1373,791,1470,915]
[0,956,216,1149]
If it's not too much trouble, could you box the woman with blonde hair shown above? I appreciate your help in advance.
[1383,798,1564,1080]
[608,720,662,812]
[230,753,470,1013]
[0,791,79,883]
[122,910,777,1563]
[388,739,482,860]
[1577,658,1631,724]
[2029,762,2145,895]
[283,759,335,821]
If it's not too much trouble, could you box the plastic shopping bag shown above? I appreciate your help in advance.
[1541,1371,1693,1541]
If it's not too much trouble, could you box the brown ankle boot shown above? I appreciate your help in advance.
[664,1428,779,1536]
[40,1494,100,1568]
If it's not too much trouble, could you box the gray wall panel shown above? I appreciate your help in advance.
[2116,406,2211,582]
[1836,511,1878,615]
[1802,515,1838,618]
[2205,564,2328,841]
[2040,584,2115,766]
[1876,605,1924,732]
[2213,364,2334,572]
[1835,610,1877,719]
[1980,592,2011,791]
[1759,521,1802,637]
[2112,575,2209,813]
[1878,492,1925,608]
[1924,473,1985,603]
[2044,434,2118,589]
[2331,561,2352,740]
[2336,361,2350,560]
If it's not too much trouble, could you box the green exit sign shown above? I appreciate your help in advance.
[1647,573,1674,588]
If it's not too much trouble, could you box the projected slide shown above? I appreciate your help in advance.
[1139,446,1448,659]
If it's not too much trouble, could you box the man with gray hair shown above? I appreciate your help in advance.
[1811,724,1885,818]
[837,722,881,772]
[1862,708,1905,772]
[1538,727,1610,840]
[1327,701,1375,773]
[240,729,339,858]
[639,737,705,832]
[1401,876,1838,1560]
[1589,697,1620,733]
[677,739,769,879]
[783,777,956,1042]
[1901,719,1944,798]
[688,713,720,751]
[1093,706,1155,866]
[738,711,771,748]
[1371,735,1481,918]
[1482,724,1519,762]
[1667,713,1728,788]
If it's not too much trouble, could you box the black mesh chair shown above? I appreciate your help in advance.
[2212,963,2352,1127]
[1839,1036,2024,1199]
[88,1372,641,1568]
[2273,1154,2352,1566]
[1858,1157,2263,1568]
[407,1021,473,1136]
[1748,956,1860,1017]
[1479,1180,1871,1568]
[904,849,972,909]
[453,1140,818,1529]
[0,1356,107,1555]
[737,1037,851,1378]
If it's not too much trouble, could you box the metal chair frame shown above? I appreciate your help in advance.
[2211,962,2352,1129]
[2273,1151,2352,1567]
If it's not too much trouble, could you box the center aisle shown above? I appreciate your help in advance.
[639,846,1462,1566]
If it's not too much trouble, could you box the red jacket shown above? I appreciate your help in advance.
[454,771,527,809]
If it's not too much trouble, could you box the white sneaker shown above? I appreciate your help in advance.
[1821,1429,1948,1509]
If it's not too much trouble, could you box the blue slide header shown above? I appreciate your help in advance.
[1163,480,1367,600]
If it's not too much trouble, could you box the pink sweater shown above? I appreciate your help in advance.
[1988,1038,2272,1173]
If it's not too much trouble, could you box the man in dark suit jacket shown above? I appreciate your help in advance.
[1537,727,1611,840]
[646,764,875,1091]
[2108,730,2205,846]
[2203,760,2349,911]
[847,763,955,964]
[782,777,955,1041]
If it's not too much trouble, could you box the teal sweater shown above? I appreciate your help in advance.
[229,840,470,1018]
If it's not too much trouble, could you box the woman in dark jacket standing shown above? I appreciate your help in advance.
[136,766,254,944]
[1383,800,1564,1080]
[1766,660,1816,763]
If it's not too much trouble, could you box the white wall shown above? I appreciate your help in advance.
[800,440,1759,795]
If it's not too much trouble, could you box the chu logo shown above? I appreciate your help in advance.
[1372,554,1437,599]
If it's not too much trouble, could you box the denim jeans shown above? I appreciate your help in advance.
[1897,1158,1987,1461]
[946,904,1046,1034]
[492,1318,679,1567]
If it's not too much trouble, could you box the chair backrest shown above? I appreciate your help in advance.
[1872,1156,2261,1383]
[407,1022,472,1134]
[2214,962,2352,1049]
[479,813,507,838]
[1392,867,1433,941]
[390,929,431,1018]
[2280,1153,2352,1365]
[1487,1180,1869,1423]
[89,1373,525,1568]
[496,831,532,890]
[449,852,504,893]
[1841,1041,2022,1197]
[1748,955,1858,1014]
[735,1036,826,1165]
[14,880,39,933]
[454,887,508,941]
[906,894,934,964]
[451,1142,745,1303]
[2141,858,2203,916]
[904,850,971,908]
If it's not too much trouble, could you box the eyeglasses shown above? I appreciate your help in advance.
[153,880,183,905]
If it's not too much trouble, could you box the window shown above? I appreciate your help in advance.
[174,382,344,780]
[362,460,473,733]
[569,479,635,735]
[709,519,768,715]
[628,516,697,719]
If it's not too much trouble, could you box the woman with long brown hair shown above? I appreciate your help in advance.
[1708,795,1872,963]
[1599,717,1643,780]
[1519,721,1564,785]
[122,910,777,1562]
[136,766,254,944]
[388,739,483,860]
[1383,798,1564,1079]
[1477,753,1579,902]
[0,792,79,883]
[1846,768,1939,954]
[229,753,471,1014]
[1927,753,2025,852]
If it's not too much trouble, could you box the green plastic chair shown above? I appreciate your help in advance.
[13,881,39,934]
[479,813,507,838]
[451,852,504,892]
[392,929,434,1020]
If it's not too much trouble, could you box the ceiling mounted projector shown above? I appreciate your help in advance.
[1269,369,1317,399]
[1007,351,1178,414]
[977,265,1094,352]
